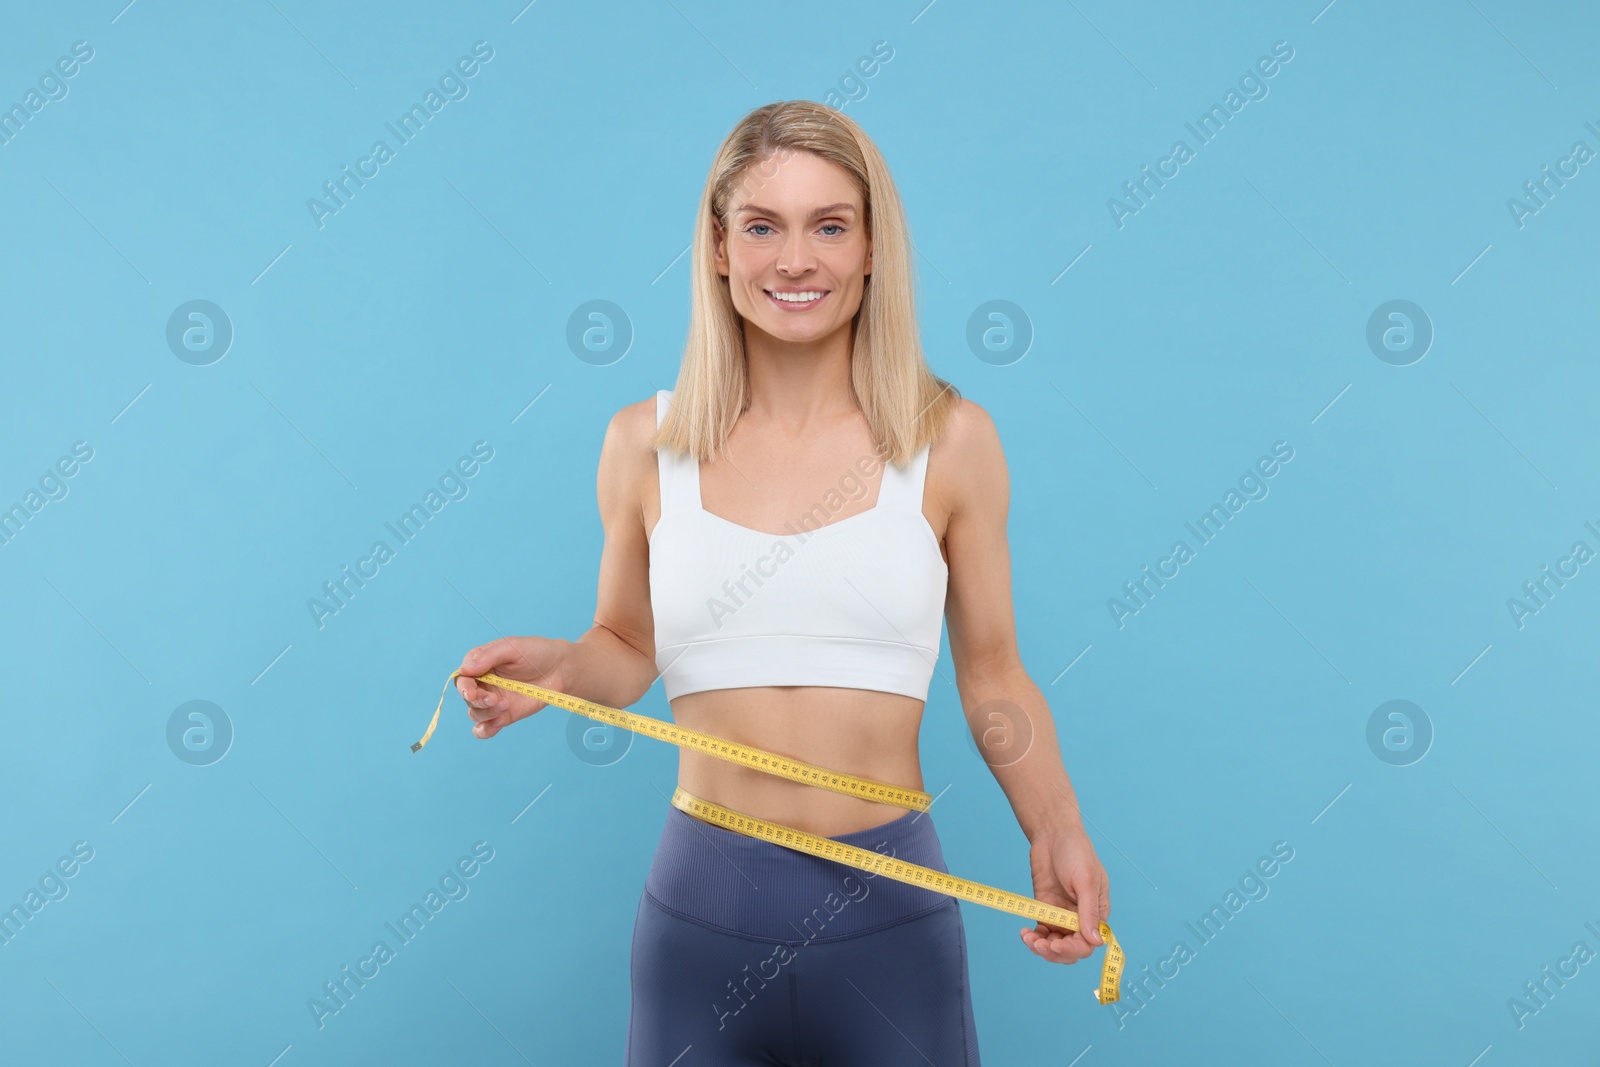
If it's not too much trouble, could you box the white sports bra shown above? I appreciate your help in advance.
[648,389,949,702]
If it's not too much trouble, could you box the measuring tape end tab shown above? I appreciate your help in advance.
[412,673,462,755]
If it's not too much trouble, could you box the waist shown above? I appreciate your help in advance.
[671,689,926,835]
[642,801,954,942]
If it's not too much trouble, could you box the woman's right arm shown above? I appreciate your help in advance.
[456,396,661,738]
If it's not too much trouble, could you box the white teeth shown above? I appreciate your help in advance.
[769,290,824,302]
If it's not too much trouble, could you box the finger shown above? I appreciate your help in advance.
[459,682,514,724]
[466,700,501,724]
[1058,938,1092,963]
[474,712,512,739]
[1023,925,1090,963]
[1021,929,1087,964]
[1073,875,1104,946]
[1050,918,1095,959]
[1047,931,1090,962]
[457,679,501,718]
[459,637,523,679]
[458,644,552,722]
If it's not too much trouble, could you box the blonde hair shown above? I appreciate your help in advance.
[654,99,960,468]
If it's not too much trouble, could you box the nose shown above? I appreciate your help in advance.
[776,228,816,275]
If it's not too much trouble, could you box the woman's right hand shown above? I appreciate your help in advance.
[455,636,571,739]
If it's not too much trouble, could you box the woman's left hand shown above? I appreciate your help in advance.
[1019,825,1109,964]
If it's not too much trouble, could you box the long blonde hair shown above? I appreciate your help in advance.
[654,100,960,468]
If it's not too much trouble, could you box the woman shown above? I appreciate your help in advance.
[453,100,1108,1064]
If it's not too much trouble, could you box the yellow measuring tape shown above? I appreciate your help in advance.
[412,670,1123,1004]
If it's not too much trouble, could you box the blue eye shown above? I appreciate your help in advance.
[743,223,846,237]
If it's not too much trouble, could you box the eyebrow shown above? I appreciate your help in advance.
[734,202,858,219]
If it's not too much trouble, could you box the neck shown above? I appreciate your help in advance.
[740,318,860,432]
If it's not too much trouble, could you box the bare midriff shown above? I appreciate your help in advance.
[646,429,948,839]
[670,685,927,837]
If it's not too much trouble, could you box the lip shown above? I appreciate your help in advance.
[764,288,828,311]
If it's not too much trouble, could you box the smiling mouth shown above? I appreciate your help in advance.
[765,289,828,310]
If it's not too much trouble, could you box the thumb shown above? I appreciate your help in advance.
[1074,873,1102,946]
[456,637,526,704]
[459,636,528,678]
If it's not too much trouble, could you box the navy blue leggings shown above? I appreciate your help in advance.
[626,802,982,1065]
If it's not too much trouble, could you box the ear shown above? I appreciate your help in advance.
[712,217,729,277]
[864,239,872,277]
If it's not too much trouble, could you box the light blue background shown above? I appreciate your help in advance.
[3,1,1597,1064]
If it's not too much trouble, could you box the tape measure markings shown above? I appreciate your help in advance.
[414,669,1122,1004]
[417,671,932,811]
[673,786,1124,1002]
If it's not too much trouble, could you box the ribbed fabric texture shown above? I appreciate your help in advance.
[643,803,955,943]
[649,388,949,702]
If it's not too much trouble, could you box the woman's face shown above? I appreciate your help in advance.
[713,149,872,348]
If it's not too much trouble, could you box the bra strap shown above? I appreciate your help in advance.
[875,442,931,514]
[655,390,699,514]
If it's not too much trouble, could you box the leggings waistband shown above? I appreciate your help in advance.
[642,802,954,943]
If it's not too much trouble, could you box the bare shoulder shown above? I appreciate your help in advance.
[923,398,1004,553]
[933,397,1007,515]
[597,392,662,530]
[937,396,1001,452]
[602,392,659,448]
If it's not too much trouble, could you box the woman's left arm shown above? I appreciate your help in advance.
[938,399,1109,965]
